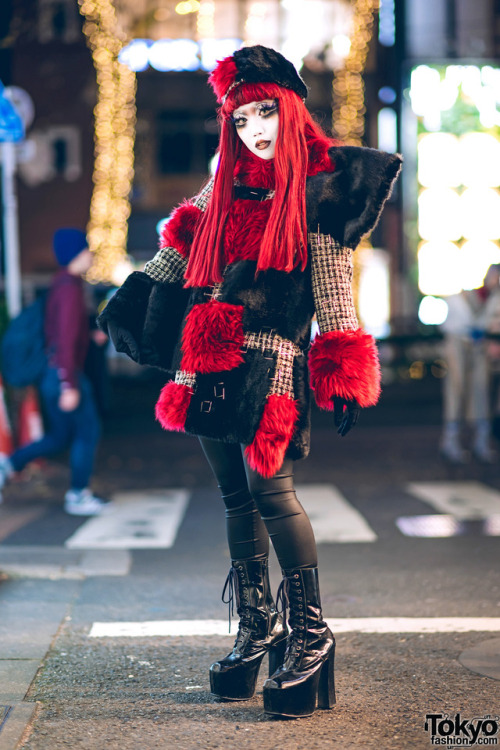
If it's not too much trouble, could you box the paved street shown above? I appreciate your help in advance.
[0,374,499,750]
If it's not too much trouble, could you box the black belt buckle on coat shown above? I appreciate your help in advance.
[234,185,272,201]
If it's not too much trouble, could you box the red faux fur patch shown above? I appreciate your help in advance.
[308,329,381,409]
[234,146,276,188]
[233,136,335,183]
[306,136,337,177]
[209,56,238,102]
[245,394,299,478]
[180,301,245,374]
[155,381,192,432]
[160,202,202,258]
[223,199,271,263]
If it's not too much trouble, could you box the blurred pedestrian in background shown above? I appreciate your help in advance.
[483,265,500,442]
[0,229,106,515]
[440,263,500,464]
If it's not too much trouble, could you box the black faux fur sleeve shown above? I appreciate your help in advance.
[305,146,402,248]
[97,271,189,371]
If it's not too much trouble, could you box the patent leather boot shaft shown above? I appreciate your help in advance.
[263,567,336,718]
[210,558,287,700]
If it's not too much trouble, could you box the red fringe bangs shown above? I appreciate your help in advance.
[220,82,291,117]
[184,84,337,289]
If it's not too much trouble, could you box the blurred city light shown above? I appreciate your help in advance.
[79,0,136,283]
[418,296,449,326]
[358,248,390,338]
[199,38,242,71]
[418,133,461,188]
[378,86,397,104]
[378,0,395,47]
[460,240,500,289]
[331,34,351,59]
[156,217,169,235]
[417,241,463,296]
[418,188,462,241]
[149,39,199,71]
[460,188,500,239]
[411,63,500,305]
[175,0,201,14]
[377,107,398,153]
[460,132,500,187]
[118,39,150,72]
[119,38,242,72]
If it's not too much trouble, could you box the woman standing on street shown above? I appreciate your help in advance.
[98,45,401,718]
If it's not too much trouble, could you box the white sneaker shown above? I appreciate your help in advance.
[64,488,108,516]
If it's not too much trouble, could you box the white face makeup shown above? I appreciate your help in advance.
[231,99,279,160]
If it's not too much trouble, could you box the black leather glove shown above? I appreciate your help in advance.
[105,319,141,362]
[333,396,360,437]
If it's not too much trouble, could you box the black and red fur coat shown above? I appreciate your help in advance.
[98,143,402,477]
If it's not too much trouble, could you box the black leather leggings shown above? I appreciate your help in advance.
[199,437,318,570]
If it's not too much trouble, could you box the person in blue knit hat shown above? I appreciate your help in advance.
[0,228,107,515]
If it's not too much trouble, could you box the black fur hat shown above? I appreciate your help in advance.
[209,45,308,103]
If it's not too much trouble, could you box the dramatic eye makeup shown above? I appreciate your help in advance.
[256,100,278,116]
[232,100,279,129]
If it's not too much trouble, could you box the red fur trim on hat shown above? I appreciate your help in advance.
[245,394,299,478]
[309,329,381,409]
[155,381,192,432]
[209,56,238,102]
[180,301,245,373]
[160,202,202,258]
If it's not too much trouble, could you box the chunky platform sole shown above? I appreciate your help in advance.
[210,635,287,701]
[263,642,336,718]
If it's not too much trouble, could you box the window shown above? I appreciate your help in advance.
[38,0,79,43]
[157,111,219,174]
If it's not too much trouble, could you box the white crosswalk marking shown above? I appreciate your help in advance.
[65,489,190,549]
[297,484,377,543]
[406,482,500,519]
[88,617,500,638]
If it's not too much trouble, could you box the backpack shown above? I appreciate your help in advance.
[1,296,48,387]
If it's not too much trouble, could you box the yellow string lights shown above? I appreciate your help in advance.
[197,0,215,38]
[78,0,136,283]
[332,0,379,145]
[332,0,380,312]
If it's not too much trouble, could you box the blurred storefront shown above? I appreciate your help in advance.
[1,0,390,289]
[2,0,500,355]
[400,0,500,328]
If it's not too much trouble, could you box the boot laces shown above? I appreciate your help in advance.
[277,574,306,659]
[276,577,289,632]
[221,566,239,633]
[221,565,252,635]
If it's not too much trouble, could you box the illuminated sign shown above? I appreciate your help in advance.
[119,38,242,72]
[410,64,500,306]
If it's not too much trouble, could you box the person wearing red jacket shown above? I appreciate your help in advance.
[98,46,401,717]
[0,229,106,516]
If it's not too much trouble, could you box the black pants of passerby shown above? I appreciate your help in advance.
[199,437,317,570]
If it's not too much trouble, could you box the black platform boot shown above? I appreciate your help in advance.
[210,559,287,701]
[263,567,336,718]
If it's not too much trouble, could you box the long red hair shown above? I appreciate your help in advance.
[184,82,336,288]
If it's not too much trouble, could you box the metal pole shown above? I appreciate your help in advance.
[1,140,22,318]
